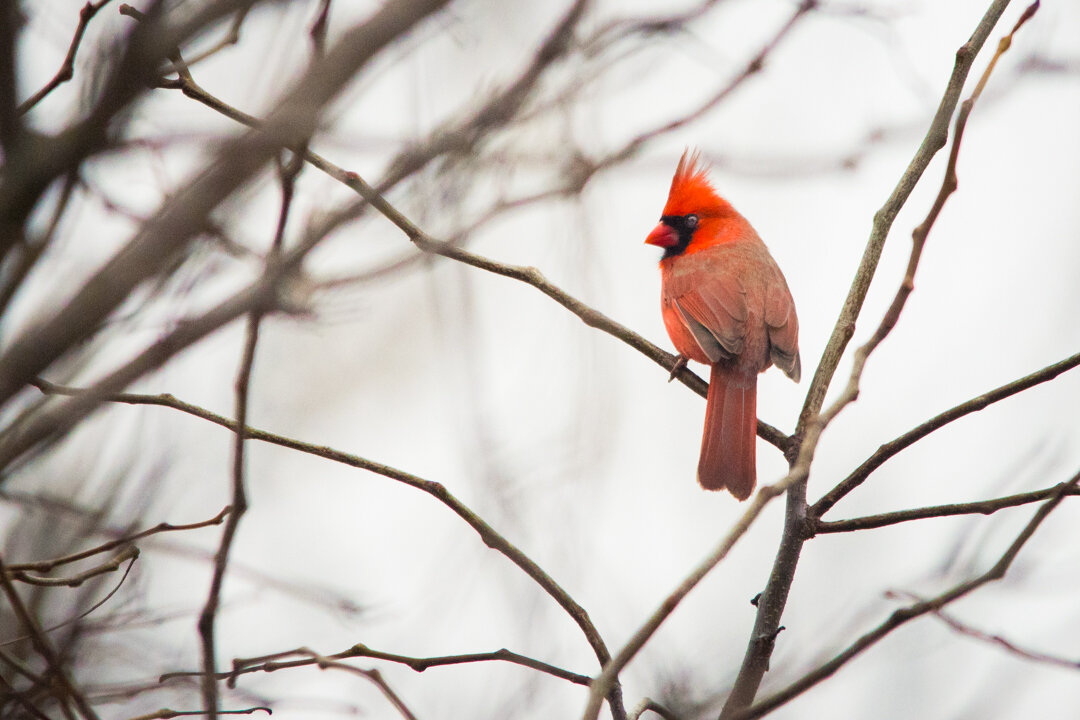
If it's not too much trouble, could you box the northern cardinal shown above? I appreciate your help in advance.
[646,150,800,500]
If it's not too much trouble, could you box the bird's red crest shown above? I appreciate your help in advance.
[663,149,725,217]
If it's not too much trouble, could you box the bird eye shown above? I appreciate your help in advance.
[685,214,699,229]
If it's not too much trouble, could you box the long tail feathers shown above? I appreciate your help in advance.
[698,366,757,500]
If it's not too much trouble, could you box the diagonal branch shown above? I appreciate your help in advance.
[811,0,1042,437]
[813,348,1080,518]
[29,381,619,715]
[6,504,229,572]
[734,468,1079,719]
[913,595,1080,671]
[0,0,450,411]
[17,1,117,115]
[0,554,102,720]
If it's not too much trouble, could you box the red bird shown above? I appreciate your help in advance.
[646,151,800,500]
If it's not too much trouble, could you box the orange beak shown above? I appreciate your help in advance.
[645,221,677,248]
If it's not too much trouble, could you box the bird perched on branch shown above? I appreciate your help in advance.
[646,150,800,500]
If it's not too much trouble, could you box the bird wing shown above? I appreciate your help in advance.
[671,275,749,364]
[764,279,800,381]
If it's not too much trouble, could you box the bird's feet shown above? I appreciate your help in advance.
[668,354,688,382]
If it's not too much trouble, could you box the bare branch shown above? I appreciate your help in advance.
[126,0,791,456]
[600,0,815,166]
[31,381,618,714]
[812,0,1041,436]
[0,669,54,720]
[812,348,1080,518]
[228,643,592,687]
[582,464,812,720]
[6,504,229,573]
[8,544,138,587]
[815,481,1080,533]
[0,554,102,720]
[17,1,117,115]
[0,1,22,149]
[164,642,591,689]
[198,312,261,720]
[629,698,683,720]
[282,655,417,720]
[166,6,252,69]
[0,0,451,416]
[0,0,274,261]
[1,549,137,648]
[911,594,1080,671]
[125,707,271,720]
[734,468,1079,719]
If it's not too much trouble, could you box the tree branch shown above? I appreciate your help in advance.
[0,0,451,412]
[17,1,117,115]
[6,504,229,572]
[30,380,619,714]
[162,642,591,688]
[912,594,1080,671]
[197,312,261,720]
[734,467,1079,719]
[0,554,102,720]
[125,707,271,720]
[7,544,138,587]
[815,481,1080,533]
[813,348,1080,519]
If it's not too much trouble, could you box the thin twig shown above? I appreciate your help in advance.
[6,505,229,572]
[812,349,1080,518]
[581,463,811,720]
[815,481,1080,533]
[0,171,78,318]
[18,1,116,114]
[0,0,451,427]
[152,60,788,447]
[255,650,416,720]
[197,284,263,720]
[30,380,616,708]
[125,707,271,720]
[629,698,683,720]
[221,643,591,687]
[7,544,138,587]
[0,655,53,720]
[812,0,1041,436]
[164,642,590,694]
[0,0,268,264]
[909,594,1080,671]
[734,467,1079,719]
[0,554,102,720]
[167,6,251,69]
[1,553,137,648]
[600,0,815,167]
